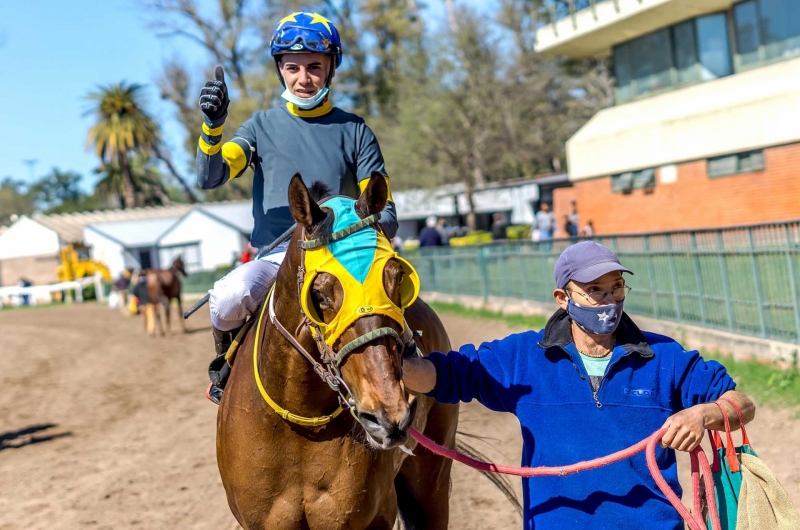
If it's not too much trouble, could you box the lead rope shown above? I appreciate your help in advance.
[409,427,721,530]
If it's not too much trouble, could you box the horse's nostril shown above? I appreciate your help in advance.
[358,411,381,427]
[398,400,417,432]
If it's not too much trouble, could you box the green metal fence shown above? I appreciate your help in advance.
[182,268,230,294]
[405,220,800,344]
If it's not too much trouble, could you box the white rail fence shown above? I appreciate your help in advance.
[0,274,105,308]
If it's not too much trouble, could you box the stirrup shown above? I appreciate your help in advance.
[206,383,224,405]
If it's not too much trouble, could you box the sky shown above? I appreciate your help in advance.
[0,0,205,192]
[0,0,483,194]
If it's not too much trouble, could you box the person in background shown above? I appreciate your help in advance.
[530,221,541,243]
[569,200,579,237]
[114,270,132,315]
[418,216,444,248]
[491,213,508,241]
[535,203,554,240]
[563,214,575,239]
[436,217,450,245]
[582,220,595,237]
[18,277,32,306]
[402,240,756,530]
[391,235,404,252]
[240,243,256,265]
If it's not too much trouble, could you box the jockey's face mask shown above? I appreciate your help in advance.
[299,197,420,348]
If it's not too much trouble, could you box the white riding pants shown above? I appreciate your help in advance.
[209,244,287,331]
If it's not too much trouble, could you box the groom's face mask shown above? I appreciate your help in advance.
[563,274,629,335]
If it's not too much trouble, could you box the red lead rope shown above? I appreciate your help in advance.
[409,427,721,530]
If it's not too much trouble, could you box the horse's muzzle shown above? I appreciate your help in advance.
[358,398,418,449]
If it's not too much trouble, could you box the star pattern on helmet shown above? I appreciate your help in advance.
[306,12,333,33]
[277,12,301,30]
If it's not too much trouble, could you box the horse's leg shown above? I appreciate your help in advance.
[153,300,166,337]
[175,296,187,333]
[395,399,459,530]
[144,304,157,337]
[162,297,171,336]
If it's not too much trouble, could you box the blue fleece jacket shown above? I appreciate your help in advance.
[426,309,736,530]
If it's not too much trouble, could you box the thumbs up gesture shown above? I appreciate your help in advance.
[199,66,229,122]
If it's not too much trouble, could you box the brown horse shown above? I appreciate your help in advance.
[216,174,460,529]
[145,256,187,336]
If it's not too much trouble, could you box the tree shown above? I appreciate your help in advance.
[144,0,611,221]
[27,168,99,214]
[0,177,35,225]
[94,154,175,208]
[147,0,296,201]
[86,82,163,208]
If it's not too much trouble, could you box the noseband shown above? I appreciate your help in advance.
[254,212,418,428]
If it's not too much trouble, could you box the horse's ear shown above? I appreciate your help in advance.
[289,173,326,228]
[356,173,388,218]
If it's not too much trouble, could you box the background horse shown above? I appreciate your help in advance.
[216,174,460,529]
[145,256,187,336]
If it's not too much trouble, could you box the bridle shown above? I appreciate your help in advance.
[254,210,419,427]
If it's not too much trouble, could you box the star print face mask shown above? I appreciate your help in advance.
[566,298,624,335]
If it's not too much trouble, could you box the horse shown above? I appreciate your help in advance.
[145,256,187,336]
[216,174,460,529]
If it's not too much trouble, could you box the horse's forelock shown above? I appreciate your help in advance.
[309,181,332,202]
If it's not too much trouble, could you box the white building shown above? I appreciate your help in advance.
[0,204,192,286]
[84,217,182,279]
[158,203,252,273]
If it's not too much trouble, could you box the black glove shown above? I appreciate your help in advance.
[199,66,229,122]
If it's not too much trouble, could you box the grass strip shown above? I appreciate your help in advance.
[428,301,549,332]
[702,350,800,411]
[429,301,800,410]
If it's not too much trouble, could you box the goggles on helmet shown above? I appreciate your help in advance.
[271,26,337,54]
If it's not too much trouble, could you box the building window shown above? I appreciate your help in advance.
[759,0,800,61]
[734,1,762,67]
[673,20,699,84]
[733,0,800,70]
[697,14,733,80]
[632,168,656,190]
[632,29,673,97]
[612,169,654,193]
[707,150,765,177]
[613,13,732,103]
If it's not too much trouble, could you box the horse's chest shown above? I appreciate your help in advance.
[258,448,397,529]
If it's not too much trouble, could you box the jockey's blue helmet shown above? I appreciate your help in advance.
[270,12,343,71]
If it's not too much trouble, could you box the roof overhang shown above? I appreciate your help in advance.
[535,0,739,58]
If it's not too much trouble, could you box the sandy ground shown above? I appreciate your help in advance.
[1,302,798,530]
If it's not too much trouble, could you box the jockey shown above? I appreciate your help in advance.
[196,12,398,404]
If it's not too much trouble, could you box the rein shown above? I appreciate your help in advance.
[253,285,348,427]
[409,427,722,530]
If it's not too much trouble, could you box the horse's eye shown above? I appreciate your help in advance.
[396,272,404,285]
[312,290,329,308]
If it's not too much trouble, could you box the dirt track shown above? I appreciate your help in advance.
[1,302,798,529]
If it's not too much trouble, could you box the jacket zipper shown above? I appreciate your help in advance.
[565,355,603,409]
[567,348,640,410]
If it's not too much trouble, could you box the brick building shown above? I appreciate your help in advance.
[537,0,800,236]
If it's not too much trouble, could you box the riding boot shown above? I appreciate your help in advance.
[206,325,242,404]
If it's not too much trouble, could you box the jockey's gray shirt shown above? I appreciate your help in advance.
[196,100,398,246]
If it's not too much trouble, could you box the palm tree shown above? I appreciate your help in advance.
[86,82,161,208]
